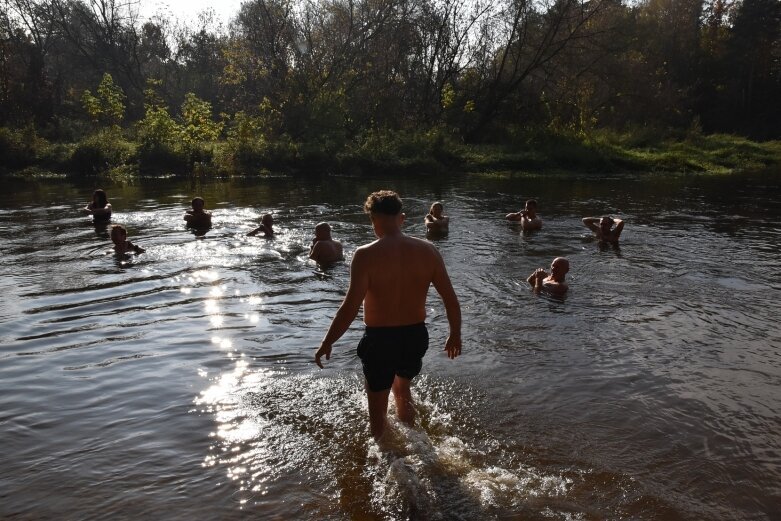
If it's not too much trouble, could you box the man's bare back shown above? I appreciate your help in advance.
[314,190,461,440]
[359,234,442,326]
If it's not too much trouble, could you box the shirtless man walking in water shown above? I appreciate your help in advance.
[315,190,462,440]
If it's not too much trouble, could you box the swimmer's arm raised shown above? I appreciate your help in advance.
[315,249,369,368]
[528,268,547,292]
[582,217,599,233]
[424,214,436,230]
[308,241,321,260]
[613,218,625,238]
[431,251,462,359]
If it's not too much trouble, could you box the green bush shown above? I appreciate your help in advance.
[0,127,31,169]
[335,127,461,175]
[137,142,189,174]
[225,136,298,174]
[68,130,134,174]
[0,126,51,170]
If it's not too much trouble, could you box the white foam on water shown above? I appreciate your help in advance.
[197,366,584,518]
[361,392,577,519]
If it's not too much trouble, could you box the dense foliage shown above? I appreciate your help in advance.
[1,0,779,175]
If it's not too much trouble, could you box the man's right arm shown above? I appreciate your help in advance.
[431,250,462,359]
[315,248,369,367]
[309,241,320,260]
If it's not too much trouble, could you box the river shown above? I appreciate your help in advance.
[0,171,779,520]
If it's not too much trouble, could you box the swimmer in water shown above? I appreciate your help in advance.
[184,197,212,228]
[527,257,569,295]
[506,199,542,231]
[309,222,343,264]
[582,215,624,243]
[315,190,462,440]
[424,201,449,233]
[247,213,274,237]
[110,224,145,254]
[82,189,112,221]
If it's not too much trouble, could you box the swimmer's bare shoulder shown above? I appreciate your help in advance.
[378,234,438,265]
[543,279,568,294]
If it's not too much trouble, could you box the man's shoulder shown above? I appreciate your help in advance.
[360,235,435,253]
[402,235,438,251]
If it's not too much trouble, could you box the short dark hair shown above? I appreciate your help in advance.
[364,190,402,215]
[526,199,538,209]
[192,197,205,206]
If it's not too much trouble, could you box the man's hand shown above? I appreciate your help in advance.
[315,344,332,368]
[444,335,462,359]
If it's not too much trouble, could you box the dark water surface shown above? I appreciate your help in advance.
[1,172,779,520]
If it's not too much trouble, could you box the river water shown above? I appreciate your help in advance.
[0,171,779,520]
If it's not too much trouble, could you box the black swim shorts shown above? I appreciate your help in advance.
[356,322,429,392]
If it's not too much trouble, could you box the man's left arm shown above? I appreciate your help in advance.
[613,219,625,238]
[431,251,462,359]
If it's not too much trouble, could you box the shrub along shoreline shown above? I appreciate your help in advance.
[2,125,779,179]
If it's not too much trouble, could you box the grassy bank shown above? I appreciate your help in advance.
[2,126,779,178]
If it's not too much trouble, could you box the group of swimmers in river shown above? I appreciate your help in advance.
[83,188,345,264]
[83,187,625,441]
[421,197,624,296]
[505,198,626,295]
[84,189,624,292]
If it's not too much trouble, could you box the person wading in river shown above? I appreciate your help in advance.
[582,215,624,243]
[314,190,462,440]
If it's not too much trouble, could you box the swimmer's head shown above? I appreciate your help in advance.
[551,257,569,278]
[314,222,331,240]
[429,201,444,217]
[525,199,538,210]
[599,216,614,232]
[110,224,127,244]
[93,189,108,208]
[191,197,205,211]
[364,190,402,215]
[261,213,274,227]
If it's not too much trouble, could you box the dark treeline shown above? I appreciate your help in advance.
[1,0,779,175]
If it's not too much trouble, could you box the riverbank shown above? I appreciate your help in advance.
[2,126,779,178]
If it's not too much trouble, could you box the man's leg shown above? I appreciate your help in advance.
[366,386,392,440]
[391,376,415,425]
